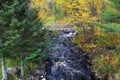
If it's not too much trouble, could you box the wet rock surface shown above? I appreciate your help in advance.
[38,31,96,80]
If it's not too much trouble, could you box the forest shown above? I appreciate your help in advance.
[0,0,120,80]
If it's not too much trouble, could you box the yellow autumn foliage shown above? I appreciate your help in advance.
[30,0,105,25]
[64,0,105,25]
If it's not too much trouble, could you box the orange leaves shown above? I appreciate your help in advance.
[79,38,86,44]
[100,54,115,67]
[109,54,115,66]
[97,54,116,67]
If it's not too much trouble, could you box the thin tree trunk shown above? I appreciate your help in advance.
[53,0,56,28]
[82,24,87,42]
[21,55,24,79]
[90,25,95,43]
[1,56,8,80]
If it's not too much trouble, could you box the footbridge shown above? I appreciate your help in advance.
[45,24,74,31]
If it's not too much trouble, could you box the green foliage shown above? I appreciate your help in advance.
[94,0,120,33]
[93,52,120,79]
[0,0,15,57]
[93,22,120,33]
[0,0,49,79]
[8,0,48,64]
[56,8,65,20]
[101,11,120,23]
[0,58,20,79]
[110,0,120,9]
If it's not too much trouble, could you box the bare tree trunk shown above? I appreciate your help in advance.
[1,56,8,80]
[21,55,24,79]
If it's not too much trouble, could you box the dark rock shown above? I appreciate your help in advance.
[35,31,97,80]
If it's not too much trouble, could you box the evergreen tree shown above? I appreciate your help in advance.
[0,0,48,79]
[9,0,48,79]
[95,0,120,33]
[0,0,16,80]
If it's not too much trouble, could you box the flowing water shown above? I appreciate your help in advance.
[35,31,97,80]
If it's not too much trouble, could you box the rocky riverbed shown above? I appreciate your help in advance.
[35,31,97,80]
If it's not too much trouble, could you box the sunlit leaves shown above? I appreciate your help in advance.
[64,0,105,25]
